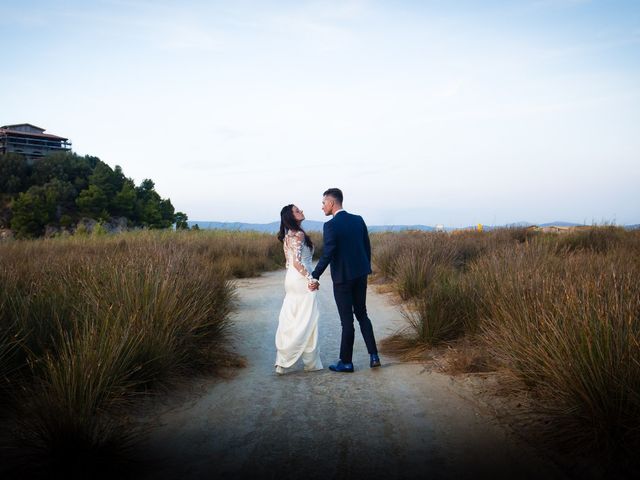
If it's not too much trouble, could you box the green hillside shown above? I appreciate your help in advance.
[0,151,183,238]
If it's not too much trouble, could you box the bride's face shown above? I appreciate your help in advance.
[292,205,305,223]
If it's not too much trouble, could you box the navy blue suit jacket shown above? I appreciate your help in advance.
[311,211,372,284]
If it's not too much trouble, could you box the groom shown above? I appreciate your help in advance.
[308,188,381,372]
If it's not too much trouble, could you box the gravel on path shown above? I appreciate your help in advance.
[137,270,564,480]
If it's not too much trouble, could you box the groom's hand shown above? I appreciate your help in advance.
[308,279,319,291]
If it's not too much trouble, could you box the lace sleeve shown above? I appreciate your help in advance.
[285,231,313,281]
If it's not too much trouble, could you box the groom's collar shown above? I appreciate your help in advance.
[333,209,345,217]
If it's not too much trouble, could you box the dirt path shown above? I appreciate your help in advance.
[137,270,564,480]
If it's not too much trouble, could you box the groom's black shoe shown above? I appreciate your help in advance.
[329,360,354,373]
[370,353,381,368]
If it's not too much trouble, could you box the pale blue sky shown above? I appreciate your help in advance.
[2,0,639,226]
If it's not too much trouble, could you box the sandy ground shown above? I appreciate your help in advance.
[136,269,565,480]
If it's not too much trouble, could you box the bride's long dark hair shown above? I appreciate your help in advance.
[277,204,313,249]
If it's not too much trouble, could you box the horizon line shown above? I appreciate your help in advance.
[187,219,639,228]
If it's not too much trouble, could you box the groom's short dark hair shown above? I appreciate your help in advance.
[323,188,343,204]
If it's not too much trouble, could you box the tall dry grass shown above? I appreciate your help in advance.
[384,266,479,358]
[375,226,640,457]
[474,242,640,453]
[0,229,283,476]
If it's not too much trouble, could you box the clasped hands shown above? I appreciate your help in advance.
[308,278,320,291]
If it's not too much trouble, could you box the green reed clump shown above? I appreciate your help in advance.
[372,229,497,287]
[6,320,147,478]
[164,229,284,277]
[308,231,323,260]
[378,231,490,351]
[0,229,278,475]
[373,232,458,299]
[371,232,415,278]
[399,238,450,299]
[384,266,480,357]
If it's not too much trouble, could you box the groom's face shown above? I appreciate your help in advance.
[321,196,335,216]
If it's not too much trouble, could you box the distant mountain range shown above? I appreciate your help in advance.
[187,220,435,233]
[188,220,435,233]
[187,220,639,233]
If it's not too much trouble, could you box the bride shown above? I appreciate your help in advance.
[274,204,323,375]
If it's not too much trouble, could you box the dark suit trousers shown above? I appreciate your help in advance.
[332,275,378,363]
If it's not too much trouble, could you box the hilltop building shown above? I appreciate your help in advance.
[0,123,72,163]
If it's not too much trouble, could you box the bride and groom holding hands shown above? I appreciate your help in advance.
[275,188,381,375]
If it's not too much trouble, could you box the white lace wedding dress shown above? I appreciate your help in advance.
[275,230,323,372]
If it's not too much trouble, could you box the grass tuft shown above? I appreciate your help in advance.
[373,227,640,457]
[0,229,282,476]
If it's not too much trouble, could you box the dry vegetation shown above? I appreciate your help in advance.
[2,225,637,475]
[373,227,640,467]
[0,229,284,478]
